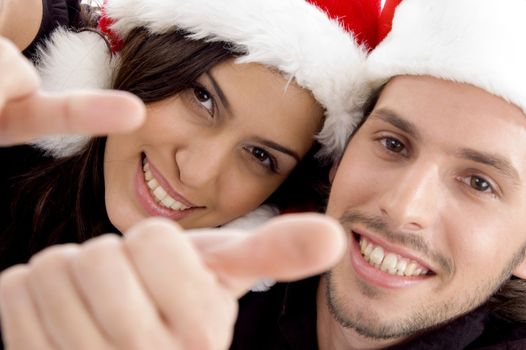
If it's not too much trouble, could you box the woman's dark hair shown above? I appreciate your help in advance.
[2,24,329,269]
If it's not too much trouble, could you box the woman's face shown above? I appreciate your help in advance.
[104,60,323,231]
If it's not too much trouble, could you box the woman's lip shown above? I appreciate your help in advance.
[349,233,431,289]
[135,159,199,220]
[352,228,434,273]
[143,155,197,208]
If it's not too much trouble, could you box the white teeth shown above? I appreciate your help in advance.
[147,178,159,190]
[370,247,384,266]
[153,186,167,201]
[161,196,175,207]
[396,259,408,276]
[381,253,398,274]
[364,244,374,258]
[143,162,152,181]
[359,237,429,277]
[171,201,183,210]
[405,263,417,276]
[142,160,190,211]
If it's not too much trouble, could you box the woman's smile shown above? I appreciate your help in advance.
[135,155,202,221]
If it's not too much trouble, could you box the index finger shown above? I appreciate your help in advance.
[198,213,347,297]
[0,90,146,145]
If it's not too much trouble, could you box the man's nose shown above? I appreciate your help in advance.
[378,163,442,231]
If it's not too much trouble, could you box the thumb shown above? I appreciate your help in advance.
[202,213,347,297]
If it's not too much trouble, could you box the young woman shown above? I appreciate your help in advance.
[0,0,379,271]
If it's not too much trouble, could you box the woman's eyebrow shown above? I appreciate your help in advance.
[204,72,232,113]
[253,137,301,162]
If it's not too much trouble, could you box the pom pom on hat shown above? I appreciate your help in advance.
[34,0,381,160]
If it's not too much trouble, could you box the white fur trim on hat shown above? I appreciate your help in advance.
[368,0,526,116]
[34,0,371,160]
[32,29,114,157]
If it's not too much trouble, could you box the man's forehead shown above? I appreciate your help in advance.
[377,75,526,120]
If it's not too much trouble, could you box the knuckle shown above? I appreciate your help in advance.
[28,244,79,273]
[71,234,123,273]
[61,95,75,131]
[124,217,183,253]
[0,265,28,300]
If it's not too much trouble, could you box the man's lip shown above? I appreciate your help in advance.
[352,228,435,274]
[143,154,199,208]
[349,234,431,289]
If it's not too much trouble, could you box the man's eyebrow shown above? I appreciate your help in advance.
[254,137,301,162]
[370,108,422,141]
[204,72,232,113]
[456,148,520,184]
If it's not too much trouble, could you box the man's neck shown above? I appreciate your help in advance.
[316,276,401,350]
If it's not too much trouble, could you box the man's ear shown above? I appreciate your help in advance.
[512,256,526,279]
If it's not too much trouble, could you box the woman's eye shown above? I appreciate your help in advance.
[469,176,494,193]
[380,136,406,154]
[245,146,277,172]
[193,87,214,115]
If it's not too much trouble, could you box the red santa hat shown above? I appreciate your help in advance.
[367,0,526,116]
[34,0,381,160]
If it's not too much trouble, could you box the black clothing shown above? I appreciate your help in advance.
[0,146,51,269]
[232,277,319,350]
[232,277,526,350]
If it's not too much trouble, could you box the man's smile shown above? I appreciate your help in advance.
[348,231,436,289]
[358,235,430,277]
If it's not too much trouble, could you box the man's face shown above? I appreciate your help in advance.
[324,75,526,340]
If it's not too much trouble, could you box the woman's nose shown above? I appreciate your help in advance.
[176,143,230,190]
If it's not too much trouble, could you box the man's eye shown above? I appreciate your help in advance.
[381,137,405,153]
[457,175,496,196]
[469,176,493,193]
[193,87,214,114]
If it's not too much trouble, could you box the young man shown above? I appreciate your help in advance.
[2,0,526,349]
[233,0,526,348]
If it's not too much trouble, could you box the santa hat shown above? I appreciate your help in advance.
[34,0,381,160]
[367,0,526,116]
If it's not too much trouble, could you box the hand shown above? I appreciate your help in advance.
[0,214,346,350]
[0,36,146,146]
